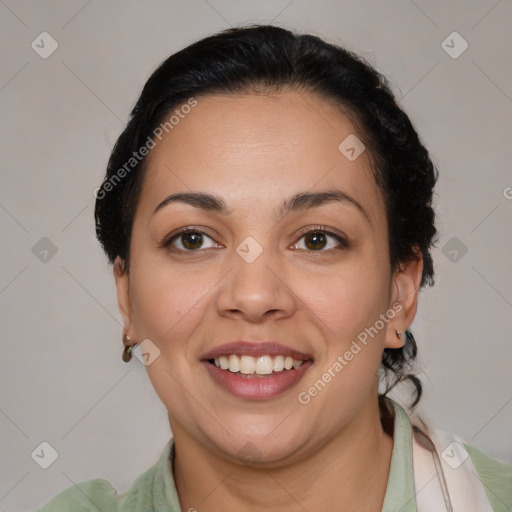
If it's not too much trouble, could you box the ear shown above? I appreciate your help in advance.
[113,256,135,343]
[385,250,423,349]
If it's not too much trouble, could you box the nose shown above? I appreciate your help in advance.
[216,242,297,324]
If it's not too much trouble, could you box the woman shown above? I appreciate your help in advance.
[38,25,511,512]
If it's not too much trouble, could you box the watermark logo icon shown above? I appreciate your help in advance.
[442,236,468,263]
[338,134,365,161]
[237,442,262,464]
[133,338,161,366]
[32,237,58,263]
[441,32,468,59]
[236,236,263,264]
[31,441,58,469]
[441,440,469,469]
[31,32,58,59]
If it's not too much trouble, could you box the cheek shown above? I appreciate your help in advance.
[128,258,213,351]
[301,261,390,339]
[128,263,212,408]
[296,269,390,415]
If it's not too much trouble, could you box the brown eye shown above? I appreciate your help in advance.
[180,231,204,250]
[304,231,328,250]
[293,228,348,252]
[164,229,218,252]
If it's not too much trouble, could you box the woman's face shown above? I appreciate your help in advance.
[115,90,421,465]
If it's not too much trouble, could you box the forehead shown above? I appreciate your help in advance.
[138,90,384,222]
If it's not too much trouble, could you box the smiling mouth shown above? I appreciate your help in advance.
[207,354,310,377]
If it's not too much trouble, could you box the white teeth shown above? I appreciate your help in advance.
[212,354,307,374]
[240,355,256,374]
[256,355,273,375]
[228,354,240,372]
[273,355,285,372]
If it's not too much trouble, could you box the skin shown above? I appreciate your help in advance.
[114,90,423,511]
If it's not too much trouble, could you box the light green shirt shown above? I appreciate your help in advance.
[37,400,512,511]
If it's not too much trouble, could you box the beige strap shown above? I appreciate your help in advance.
[411,423,494,511]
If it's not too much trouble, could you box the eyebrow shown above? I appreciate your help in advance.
[153,189,369,221]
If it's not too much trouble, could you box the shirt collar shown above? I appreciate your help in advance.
[152,437,181,511]
[381,398,418,512]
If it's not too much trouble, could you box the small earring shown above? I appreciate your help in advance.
[395,330,402,339]
[122,334,138,363]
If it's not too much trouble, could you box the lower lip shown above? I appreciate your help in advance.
[203,359,313,400]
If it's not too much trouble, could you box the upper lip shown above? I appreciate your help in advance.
[201,342,313,361]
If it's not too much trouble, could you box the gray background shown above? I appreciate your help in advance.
[1,1,511,510]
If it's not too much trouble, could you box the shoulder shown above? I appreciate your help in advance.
[36,439,177,512]
[36,478,119,512]
[36,468,160,512]
[464,442,512,512]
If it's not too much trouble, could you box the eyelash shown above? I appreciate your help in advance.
[161,225,349,255]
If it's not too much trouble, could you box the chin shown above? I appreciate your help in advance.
[206,420,308,467]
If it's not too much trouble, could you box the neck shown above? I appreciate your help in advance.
[171,397,394,512]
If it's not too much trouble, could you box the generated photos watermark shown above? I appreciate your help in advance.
[297,302,403,405]
[94,97,198,199]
